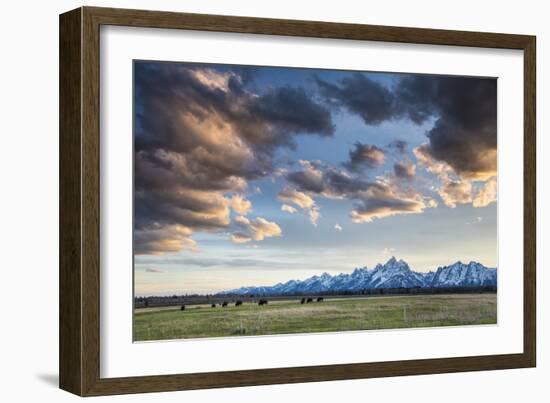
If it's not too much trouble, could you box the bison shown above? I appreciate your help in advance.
[211,303,216,308]
[306,297,313,303]
[222,301,228,307]
[300,297,306,304]
[258,299,268,306]
[317,297,324,302]
[235,300,243,306]
[180,305,186,311]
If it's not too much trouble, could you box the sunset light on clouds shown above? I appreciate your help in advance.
[133,61,497,296]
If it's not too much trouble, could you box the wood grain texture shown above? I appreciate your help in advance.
[59,6,537,396]
[81,6,102,396]
[59,8,83,396]
[86,6,532,49]
[523,38,536,367]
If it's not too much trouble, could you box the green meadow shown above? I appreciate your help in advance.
[134,293,496,341]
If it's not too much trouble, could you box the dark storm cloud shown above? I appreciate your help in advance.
[316,73,395,124]
[226,65,257,94]
[134,62,335,254]
[345,142,385,170]
[317,73,497,179]
[251,87,335,140]
[135,63,333,158]
[396,76,497,179]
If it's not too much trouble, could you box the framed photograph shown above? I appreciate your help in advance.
[59,6,536,396]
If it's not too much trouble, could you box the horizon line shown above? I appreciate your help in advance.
[135,257,497,298]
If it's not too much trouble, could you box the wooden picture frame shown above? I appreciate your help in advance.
[59,6,536,396]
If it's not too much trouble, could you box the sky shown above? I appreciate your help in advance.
[133,61,497,296]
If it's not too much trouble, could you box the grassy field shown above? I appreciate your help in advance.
[134,293,496,341]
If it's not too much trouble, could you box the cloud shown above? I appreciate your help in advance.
[278,188,320,225]
[396,76,497,180]
[231,216,282,243]
[473,177,497,207]
[135,224,198,255]
[134,186,232,233]
[134,65,497,251]
[316,73,395,124]
[438,180,473,208]
[388,140,407,154]
[345,142,385,170]
[189,68,236,91]
[227,194,252,215]
[230,233,253,244]
[318,73,496,181]
[414,144,472,208]
[138,255,268,268]
[134,62,335,254]
[285,160,325,193]
[145,268,164,273]
[281,204,297,214]
[308,207,320,226]
[350,180,436,223]
[466,216,483,225]
[278,188,316,209]
[251,87,335,140]
[284,159,436,224]
[393,160,416,179]
[413,143,450,178]
[334,223,343,231]
[414,144,496,208]
[286,160,371,199]
[382,247,396,255]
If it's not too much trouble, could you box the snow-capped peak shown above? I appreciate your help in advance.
[218,258,497,296]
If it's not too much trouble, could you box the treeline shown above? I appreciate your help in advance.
[134,294,255,308]
[219,285,497,298]
[343,285,497,296]
[134,286,496,308]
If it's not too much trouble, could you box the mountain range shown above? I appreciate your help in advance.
[218,257,497,296]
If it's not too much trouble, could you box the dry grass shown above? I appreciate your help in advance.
[134,293,497,341]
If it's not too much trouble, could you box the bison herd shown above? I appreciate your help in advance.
[300,297,324,304]
[181,297,325,311]
[211,300,242,307]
